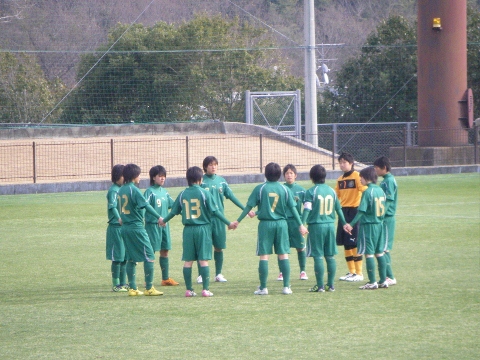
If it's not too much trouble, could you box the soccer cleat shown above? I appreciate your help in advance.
[346,274,364,282]
[326,285,335,292]
[196,275,203,284]
[185,289,197,297]
[112,285,128,292]
[282,286,293,295]
[128,288,144,296]
[339,272,355,281]
[254,286,269,295]
[359,282,378,290]
[300,271,308,280]
[215,274,227,282]
[385,277,397,286]
[161,278,179,286]
[201,289,214,297]
[144,287,164,296]
[378,282,389,289]
[277,272,283,281]
[309,285,325,292]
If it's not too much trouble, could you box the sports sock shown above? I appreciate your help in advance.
[298,250,306,272]
[277,257,281,273]
[214,251,223,276]
[352,247,363,275]
[160,257,169,280]
[279,258,291,288]
[197,261,201,278]
[126,261,137,290]
[183,267,193,290]
[326,256,336,287]
[111,261,121,287]
[144,261,154,290]
[366,257,376,284]
[313,257,324,288]
[200,265,210,290]
[259,260,269,289]
[345,248,355,274]
[377,255,387,284]
[384,251,394,279]
[119,260,127,285]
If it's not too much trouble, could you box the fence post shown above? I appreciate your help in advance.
[32,141,37,184]
[403,127,407,167]
[474,123,479,164]
[259,134,263,173]
[186,136,189,170]
[331,128,336,170]
[110,139,114,169]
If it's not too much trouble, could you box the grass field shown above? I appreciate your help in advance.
[0,173,479,359]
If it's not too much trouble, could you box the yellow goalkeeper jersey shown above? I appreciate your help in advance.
[335,170,367,208]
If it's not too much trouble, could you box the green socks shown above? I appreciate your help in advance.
[183,267,193,291]
[111,261,120,287]
[126,261,137,290]
[144,261,154,290]
[119,260,127,285]
[314,257,325,288]
[384,251,394,279]
[214,251,223,276]
[377,255,387,284]
[366,257,376,284]
[259,260,269,289]
[278,258,290,288]
[298,250,307,272]
[325,256,336,287]
[200,266,210,290]
[160,257,169,280]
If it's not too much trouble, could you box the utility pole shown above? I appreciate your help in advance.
[304,0,317,146]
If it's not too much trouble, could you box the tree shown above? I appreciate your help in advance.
[60,14,302,124]
[0,52,64,123]
[467,4,480,119]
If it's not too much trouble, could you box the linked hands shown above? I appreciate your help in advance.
[158,217,166,227]
[299,225,309,237]
[343,223,353,235]
[228,221,239,230]
[247,210,256,218]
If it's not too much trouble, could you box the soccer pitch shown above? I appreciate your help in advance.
[0,173,479,359]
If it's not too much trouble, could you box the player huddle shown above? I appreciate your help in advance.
[105,153,398,297]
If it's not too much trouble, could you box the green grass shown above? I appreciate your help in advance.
[1,173,479,359]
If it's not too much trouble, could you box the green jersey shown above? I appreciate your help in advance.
[351,183,386,226]
[302,183,346,225]
[107,183,121,225]
[118,182,159,228]
[245,181,298,221]
[284,182,305,219]
[144,185,174,224]
[201,174,244,213]
[163,184,230,226]
[380,173,398,217]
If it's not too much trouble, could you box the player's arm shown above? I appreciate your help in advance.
[335,198,347,226]
[237,205,253,222]
[302,202,311,224]
[225,186,245,210]
[349,210,364,227]
[208,195,232,226]
[108,192,121,221]
[161,196,182,223]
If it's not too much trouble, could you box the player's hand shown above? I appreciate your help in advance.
[118,218,123,226]
[158,217,166,227]
[299,225,309,236]
[228,221,239,230]
[343,224,353,235]
[247,210,256,218]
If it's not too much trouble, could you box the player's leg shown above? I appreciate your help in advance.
[160,227,179,286]
[275,220,292,294]
[182,227,197,295]
[325,225,338,291]
[197,225,213,296]
[287,218,307,280]
[384,216,396,284]
[126,261,138,292]
[358,225,378,290]
[255,221,273,293]
[212,217,227,281]
[337,208,355,279]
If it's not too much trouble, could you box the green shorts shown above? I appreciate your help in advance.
[287,218,306,249]
[211,216,227,249]
[122,226,155,262]
[106,224,126,261]
[306,223,337,258]
[256,220,290,256]
[145,223,172,252]
[357,223,386,255]
[182,224,213,261]
[383,216,396,251]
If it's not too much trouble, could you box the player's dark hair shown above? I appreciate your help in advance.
[373,156,392,172]
[310,165,326,184]
[359,166,377,184]
[149,165,167,186]
[186,166,203,186]
[202,156,218,172]
[123,163,141,183]
[265,162,281,182]
[338,152,355,165]
[283,164,297,176]
[111,164,124,183]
